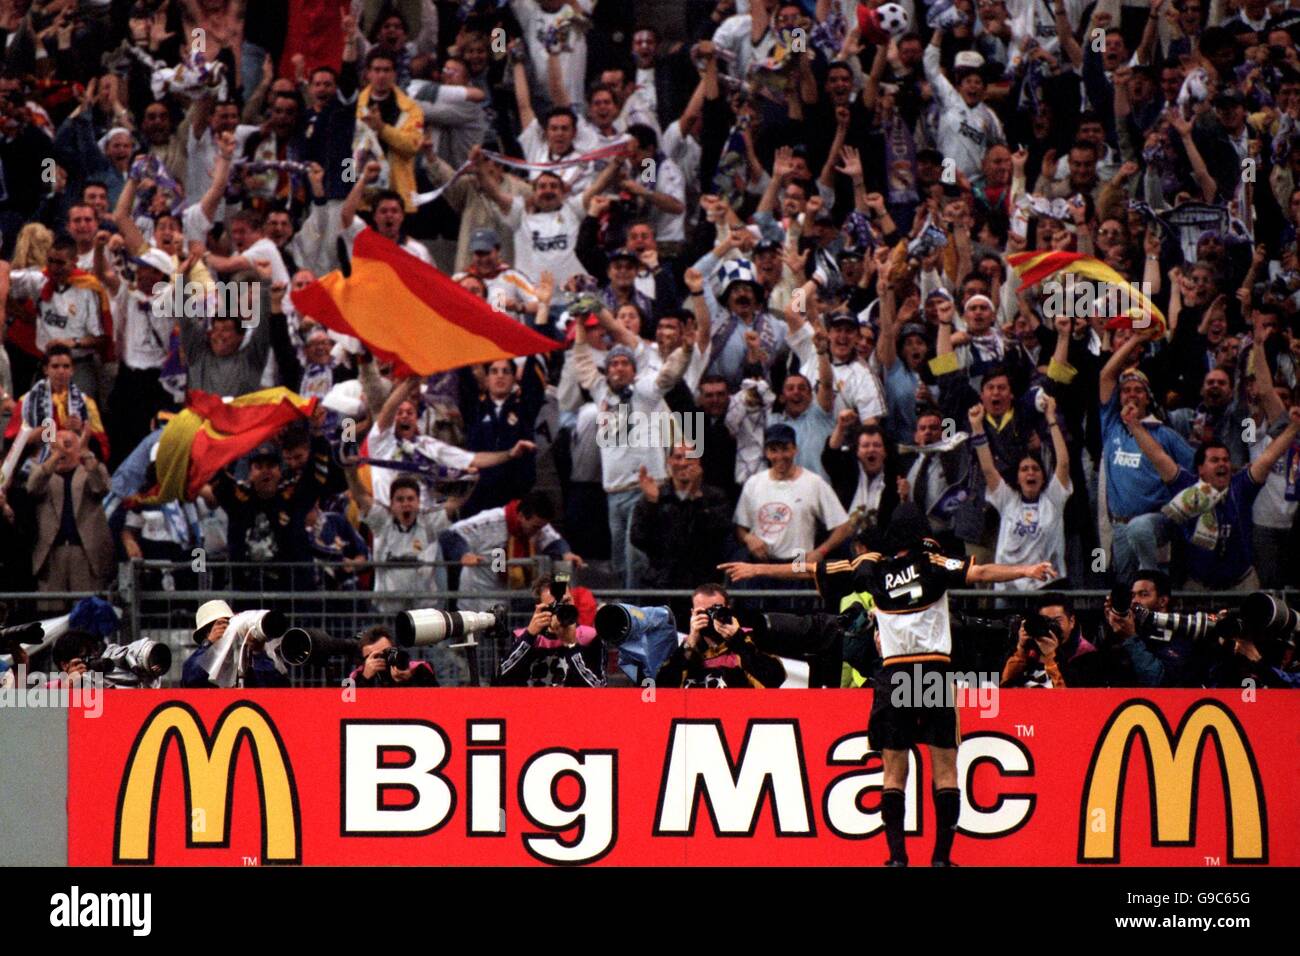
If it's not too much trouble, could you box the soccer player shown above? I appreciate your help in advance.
[720,503,1053,865]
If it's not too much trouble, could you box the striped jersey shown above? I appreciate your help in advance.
[817,549,972,663]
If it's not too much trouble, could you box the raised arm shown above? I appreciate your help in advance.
[198,130,237,225]
[1122,402,1180,482]
[1043,394,1070,486]
[344,463,374,517]
[1099,326,1154,405]
[875,258,899,369]
[512,55,535,132]
[968,403,1003,492]
[1249,407,1300,484]
[1252,318,1286,423]
[377,376,420,433]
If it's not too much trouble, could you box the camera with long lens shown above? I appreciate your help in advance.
[595,603,679,682]
[543,572,579,628]
[394,607,502,648]
[233,610,314,668]
[385,647,410,671]
[0,621,43,656]
[1130,605,1221,642]
[85,638,173,687]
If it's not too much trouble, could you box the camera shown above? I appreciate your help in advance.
[595,603,679,681]
[230,610,313,668]
[85,638,172,687]
[543,572,579,628]
[385,647,410,671]
[1019,613,1061,643]
[702,604,735,638]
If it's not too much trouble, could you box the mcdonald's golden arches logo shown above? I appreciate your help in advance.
[1078,699,1266,864]
[114,701,301,864]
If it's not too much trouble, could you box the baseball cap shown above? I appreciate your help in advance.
[898,321,928,341]
[608,247,639,263]
[763,423,798,446]
[755,237,782,254]
[955,50,985,71]
[469,228,501,253]
[827,312,858,328]
[132,247,174,276]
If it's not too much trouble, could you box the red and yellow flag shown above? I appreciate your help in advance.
[1007,250,1166,333]
[290,228,562,375]
[140,388,317,503]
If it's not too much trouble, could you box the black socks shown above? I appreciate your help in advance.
[932,787,960,865]
[882,787,907,864]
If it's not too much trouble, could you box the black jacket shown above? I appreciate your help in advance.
[629,482,734,589]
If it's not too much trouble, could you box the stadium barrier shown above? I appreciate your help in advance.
[49,687,1297,866]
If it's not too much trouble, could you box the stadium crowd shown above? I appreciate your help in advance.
[0,0,1299,690]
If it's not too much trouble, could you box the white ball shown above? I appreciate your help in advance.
[876,3,910,36]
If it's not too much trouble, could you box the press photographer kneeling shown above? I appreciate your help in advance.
[656,584,786,688]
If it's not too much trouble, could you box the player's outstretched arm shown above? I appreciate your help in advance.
[718,561,816,582]
[966,560,1055,585]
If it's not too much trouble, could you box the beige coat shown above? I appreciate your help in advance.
[26,456,114,583]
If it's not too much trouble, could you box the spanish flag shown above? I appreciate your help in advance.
[290,228,562,375]
[1007,250,1166,334]
[139,388,317,503]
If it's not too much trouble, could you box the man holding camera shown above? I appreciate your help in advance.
[655,583,787,689]
[1103,570,1201,687]
[349,624,439,687]
[495,575,605,687]
[182,600,290,688]
[1001,594,1105,689]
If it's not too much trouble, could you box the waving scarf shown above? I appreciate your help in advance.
[1161,480,1229,551]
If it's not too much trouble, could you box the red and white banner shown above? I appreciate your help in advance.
[66,689,1299,866]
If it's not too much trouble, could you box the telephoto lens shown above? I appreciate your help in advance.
[1109,582,1133,616]
[395,609,499,647]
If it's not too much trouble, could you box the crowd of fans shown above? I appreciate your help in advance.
[1,0,1299,689]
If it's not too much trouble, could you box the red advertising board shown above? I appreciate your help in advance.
[66,689,1299,866]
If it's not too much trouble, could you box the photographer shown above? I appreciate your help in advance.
[348,625,439,688]
[50,628,168,689]
[1104,570,1202,688]
[1207,597,1300,689]
[182,601,290,689]
[494,576,605,687]
[655,584,786,689]
[1001,594,1105,688]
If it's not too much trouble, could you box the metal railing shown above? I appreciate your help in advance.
[3,560,1292,687]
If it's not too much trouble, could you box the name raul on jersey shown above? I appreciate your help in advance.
[885,566,918,591]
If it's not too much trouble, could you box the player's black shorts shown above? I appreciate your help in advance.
[868,660,960,750]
